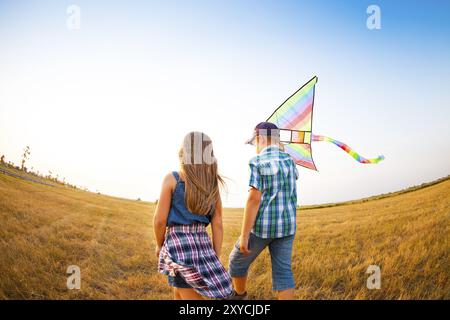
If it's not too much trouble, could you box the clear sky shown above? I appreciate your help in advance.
[1,0,449,207]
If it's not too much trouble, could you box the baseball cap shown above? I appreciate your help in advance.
[245,122,280,145]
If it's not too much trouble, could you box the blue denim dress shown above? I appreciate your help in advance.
[166,171,211,226]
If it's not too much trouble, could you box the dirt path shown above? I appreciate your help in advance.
[0,167,60,188]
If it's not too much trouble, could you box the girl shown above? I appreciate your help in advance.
[154,132,232,300]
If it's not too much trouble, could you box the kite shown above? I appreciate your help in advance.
[265,76,384,170]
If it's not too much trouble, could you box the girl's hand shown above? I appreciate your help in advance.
[155,245,162,258]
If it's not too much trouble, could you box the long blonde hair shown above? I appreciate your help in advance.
[179,132,224,216]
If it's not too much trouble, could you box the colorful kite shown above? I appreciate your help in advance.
[266,76,384,170]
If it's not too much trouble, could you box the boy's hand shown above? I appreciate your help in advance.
[239,235,251,254]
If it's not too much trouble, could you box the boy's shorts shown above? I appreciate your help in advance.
[228,232,295,291]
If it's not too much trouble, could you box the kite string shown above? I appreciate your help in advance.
[311,134,385,164]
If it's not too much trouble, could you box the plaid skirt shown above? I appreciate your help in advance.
[158,223,232,299]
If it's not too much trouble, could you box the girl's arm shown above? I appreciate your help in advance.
[210,195,224,258]
[153,173,175,257]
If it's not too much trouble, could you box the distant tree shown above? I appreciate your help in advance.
[21,146,31,171]
[0,155,5,163]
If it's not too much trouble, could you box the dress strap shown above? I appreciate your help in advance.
[172,171,180,183]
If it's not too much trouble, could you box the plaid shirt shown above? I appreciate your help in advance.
[249,145,299,238]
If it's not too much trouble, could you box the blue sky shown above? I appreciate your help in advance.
[1,0,449,206]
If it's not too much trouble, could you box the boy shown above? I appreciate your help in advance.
[228,122,299,300]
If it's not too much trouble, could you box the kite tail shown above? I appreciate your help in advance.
[311,134,385,164]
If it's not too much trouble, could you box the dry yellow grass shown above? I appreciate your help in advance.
[0,167,449,299]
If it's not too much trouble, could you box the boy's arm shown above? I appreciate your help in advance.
[211,196,223,258]
[239,187,262,254]
[153,174,174,257]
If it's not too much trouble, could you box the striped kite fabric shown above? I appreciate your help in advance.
[266,76,384,170]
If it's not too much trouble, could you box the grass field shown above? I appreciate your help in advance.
[0,166,449,299]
